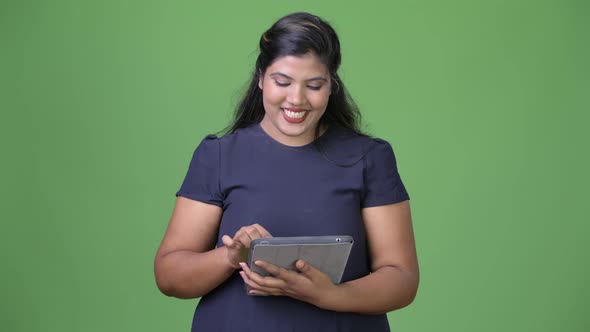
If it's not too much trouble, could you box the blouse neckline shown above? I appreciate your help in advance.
[253,122,334,151]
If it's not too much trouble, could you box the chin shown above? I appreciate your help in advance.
[278,123,311,137]
[279,127,306,138]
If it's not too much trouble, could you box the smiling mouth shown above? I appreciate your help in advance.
[282,109,307,118]
[281,108,309,123]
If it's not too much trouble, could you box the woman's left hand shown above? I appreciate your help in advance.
[238,260,338,307]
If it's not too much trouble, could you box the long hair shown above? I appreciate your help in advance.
[224,12,365,138]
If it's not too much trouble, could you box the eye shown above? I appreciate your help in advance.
[274,80,290,87]
[307,85,322,91]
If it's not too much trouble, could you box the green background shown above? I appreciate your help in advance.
[1,0,588,331]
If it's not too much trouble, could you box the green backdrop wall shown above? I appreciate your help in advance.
[1,0,588,331]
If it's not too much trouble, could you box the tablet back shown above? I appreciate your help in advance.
[248,236,353,284]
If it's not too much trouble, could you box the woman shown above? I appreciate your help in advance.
[154,12,419,332]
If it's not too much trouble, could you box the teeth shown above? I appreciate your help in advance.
[283,109,307,119]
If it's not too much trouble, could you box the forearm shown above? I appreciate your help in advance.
[319,266,419,314]
[155,246,236,299]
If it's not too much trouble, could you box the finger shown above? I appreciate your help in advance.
[254,260,295,281]
[239,271,283,296]
[234,225,267,248]
[240,262,286,289]
[295,260,321,280]
[233,228,254,247]
[243,227,263,243]
[243,223,273,242]
[251,223,272,238]
[222,235,237,248]
[248,289,271,296]
[232,224,271,248]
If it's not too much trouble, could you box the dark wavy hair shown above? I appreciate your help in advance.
[225,12,365,138]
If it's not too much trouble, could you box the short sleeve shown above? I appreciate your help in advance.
[175,135,224,207]
[361,139,410,208]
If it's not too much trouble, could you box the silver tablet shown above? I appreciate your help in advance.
[246,235,354,293]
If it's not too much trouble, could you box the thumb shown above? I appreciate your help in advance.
[222,235,237,248]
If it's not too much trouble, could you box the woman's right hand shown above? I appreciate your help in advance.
[221,224,272,269]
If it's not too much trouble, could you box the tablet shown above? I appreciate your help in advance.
[246,235,353,293]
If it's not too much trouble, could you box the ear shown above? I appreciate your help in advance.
[258,69,263,90]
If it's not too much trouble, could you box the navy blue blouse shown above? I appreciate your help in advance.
[176,123,409,332]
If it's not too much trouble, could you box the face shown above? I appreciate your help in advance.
[258,52,331,146]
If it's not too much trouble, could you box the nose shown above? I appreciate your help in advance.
[286,85,305,106]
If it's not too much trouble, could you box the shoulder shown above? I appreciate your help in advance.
[213,124,261,146]
[195,124,256,148]
[190,124,262,164]
[320,125,394,166]
[185,134,220,169]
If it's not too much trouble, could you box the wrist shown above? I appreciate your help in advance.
[315,283,346,311]
[221,246,240,270]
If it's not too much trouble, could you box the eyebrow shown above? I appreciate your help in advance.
[269,72,328,82]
